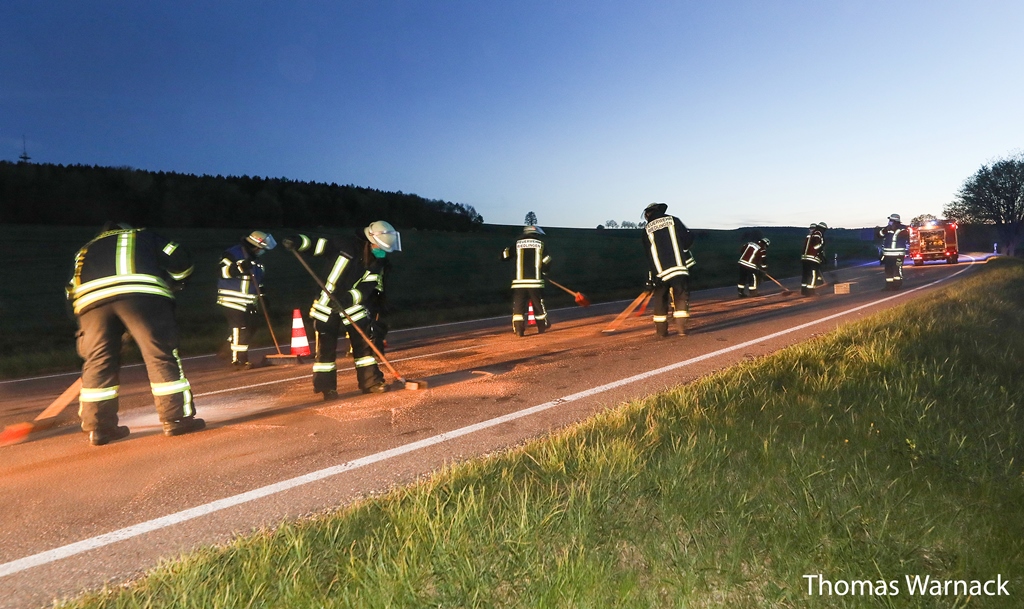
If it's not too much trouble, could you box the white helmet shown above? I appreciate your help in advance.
[246,230,277,250]
[523,225,546,235]
[364,220,402,252]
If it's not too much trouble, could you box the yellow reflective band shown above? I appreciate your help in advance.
[163,242,179,256]
[80,386,119,402]
[299,235,312,251]
[169,265,194,281]
[673,310,689,318]
[116,232,135,275]
[73,273,171,297]
[314,238,327,256]
[653,315,668,322]
[312,362,336,373]
[74,284,175,313]
[354,356,377,368]
[512,314,524,321]
[151,378,191,396]
[349,289,362,305]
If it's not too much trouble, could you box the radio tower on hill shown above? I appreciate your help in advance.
[18,135,31,163]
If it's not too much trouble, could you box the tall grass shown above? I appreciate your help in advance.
[61,258,1024,608]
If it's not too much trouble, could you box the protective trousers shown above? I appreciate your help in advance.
[883,255,904,289]
[801,261,822,296]
[737,266,759,297]
[76,296,194,432]
[652,276,689,336]
[222,306,257,365]
[312,312,384,393]
[512,288,548,336]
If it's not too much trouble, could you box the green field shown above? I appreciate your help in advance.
[0,224,880,378]
[58,258,1024,608]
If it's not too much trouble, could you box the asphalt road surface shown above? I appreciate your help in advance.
[0,255,988,608]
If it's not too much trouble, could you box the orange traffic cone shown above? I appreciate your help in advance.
[290,309,311,356]
[527,302,536,326]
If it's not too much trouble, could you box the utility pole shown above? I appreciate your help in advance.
[18,135,31,164]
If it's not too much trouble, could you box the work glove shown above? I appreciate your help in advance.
[237,259,254,273]
[281,236,298,251]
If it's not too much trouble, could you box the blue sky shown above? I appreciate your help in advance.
[2,1,1022,229]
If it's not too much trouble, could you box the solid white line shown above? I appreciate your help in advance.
[0,261,977,578]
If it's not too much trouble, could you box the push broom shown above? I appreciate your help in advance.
[0,378,82,446]
[253,277,303,365]
[288,249,427,390]
[544,276,590,307]
[602,290,651,333]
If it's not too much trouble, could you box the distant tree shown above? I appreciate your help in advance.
[638,220,647,229]
[620,220,637,229]
[604,220,618,229]
[596,224,604,230]
[524,211,538,225]
[910,213,938,225]
[945,154,1024,256]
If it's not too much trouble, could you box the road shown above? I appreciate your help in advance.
[0,256,986,608]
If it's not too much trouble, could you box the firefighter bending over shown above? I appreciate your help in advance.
[737,238,769,298]
[217,230,277,370]
[283,221,399,400]
[502,225,551,336]
[878,214,909,290]
[66,222,204,445]
[642,203,695,337]
[801,222,828,296]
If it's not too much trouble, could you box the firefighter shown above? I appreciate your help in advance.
[217,230,277,370]
[66,222,204,445]
[801,222,828,296]
[282,221,400,400]
[502,225,552,336]
[642,203,695,337]
[737,238,770,298]
[877,213,909,290]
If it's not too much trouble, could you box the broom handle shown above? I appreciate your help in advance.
[36,378,83,420]
[761,270,788,291]
[251,276,283,354]
[545,276,578,297]
[289,250,406,383]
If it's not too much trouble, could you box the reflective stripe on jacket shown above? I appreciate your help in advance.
[68,228,193,315]
[644,214,695,281]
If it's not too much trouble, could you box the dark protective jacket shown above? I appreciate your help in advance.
[216,243,265,312]
[67,226,194,316]
[738,242,768,270]
[503,235,551,289]
[291,232,382,325]
[801,229,825,263]
[878,222,909,257]
[643,213,695,282]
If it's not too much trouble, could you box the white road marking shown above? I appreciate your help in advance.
[0,260,977,578]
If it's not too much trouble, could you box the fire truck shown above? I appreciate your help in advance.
[908,219,959,265]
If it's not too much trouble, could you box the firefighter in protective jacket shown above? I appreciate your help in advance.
[737,238,769,298]
[502,225,552,336]
[801,222,828,296]
[283,221,399,400]
[66,222,204,445]
[877,214,909,290]
[217,230,277,369]
[642,203,695,337]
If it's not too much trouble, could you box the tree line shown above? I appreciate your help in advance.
[0,161,484,231]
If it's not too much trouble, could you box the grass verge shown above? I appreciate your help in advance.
[60,259,1024,608]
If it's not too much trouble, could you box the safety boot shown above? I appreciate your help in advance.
[322,389,340,401]
[89,425,130,446]
[363,383,388,394]
[162,416,206,437]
